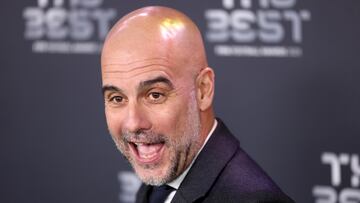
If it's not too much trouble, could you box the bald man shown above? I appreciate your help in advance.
[101,6,294,203]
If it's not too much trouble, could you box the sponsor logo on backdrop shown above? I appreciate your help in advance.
[118,171,141,203]
[23,0,117,54]
[313,152,360,203]
[204,0,311,57]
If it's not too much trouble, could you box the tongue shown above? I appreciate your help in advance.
[137,143,163,158]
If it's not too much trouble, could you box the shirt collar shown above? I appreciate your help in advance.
[167,119,218,190]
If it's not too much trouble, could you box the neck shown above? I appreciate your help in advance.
[199,109,215,147]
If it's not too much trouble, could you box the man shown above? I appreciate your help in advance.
[101,6,294,203]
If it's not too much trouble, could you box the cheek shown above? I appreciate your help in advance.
[149,110,177,132]
[149,101,190,134]
[105,108,123,135]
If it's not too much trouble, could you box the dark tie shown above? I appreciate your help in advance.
[148,185,175,203]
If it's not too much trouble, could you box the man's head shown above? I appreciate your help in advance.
[101,6,215,186]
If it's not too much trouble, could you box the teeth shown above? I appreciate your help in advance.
[133,142,159,147]
[133,142,145,147]
[140,153,156,159]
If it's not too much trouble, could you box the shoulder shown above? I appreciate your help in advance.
[173,119,295,202]
[204,146,294,202]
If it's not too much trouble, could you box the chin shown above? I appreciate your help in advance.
[136,169,170,186]
[134,164,174,186]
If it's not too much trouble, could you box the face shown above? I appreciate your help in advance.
[102,61,202,185]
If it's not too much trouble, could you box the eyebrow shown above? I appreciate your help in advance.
[139,76,174,91]
[102,76,174,95]
[102,85,123,95]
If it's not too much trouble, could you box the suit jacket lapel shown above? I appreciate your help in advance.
[171,119,239,203]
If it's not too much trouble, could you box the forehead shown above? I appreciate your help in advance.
[101,29,184,81]
[102,57,177,80]
[101,59,183,95]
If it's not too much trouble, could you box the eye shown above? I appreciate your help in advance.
[150,92,162,99]
[109,95,124,104]
[147,92,166,103]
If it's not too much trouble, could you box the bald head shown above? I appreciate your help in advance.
[101,6,208,76]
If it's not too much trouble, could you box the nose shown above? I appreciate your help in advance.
[123,101,152,134]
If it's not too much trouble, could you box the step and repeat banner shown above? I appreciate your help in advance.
[1,1,359,203]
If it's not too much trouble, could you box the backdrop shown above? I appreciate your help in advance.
[1,1,359,203]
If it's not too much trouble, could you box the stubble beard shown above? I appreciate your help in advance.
[111,91,202,186]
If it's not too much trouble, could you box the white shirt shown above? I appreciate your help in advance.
[164,119,218,203]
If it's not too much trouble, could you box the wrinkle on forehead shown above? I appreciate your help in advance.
[102,57,177,80]
[102,66,174,80]
[102,57,173,69]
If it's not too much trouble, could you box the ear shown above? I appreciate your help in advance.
[196,67,215,111]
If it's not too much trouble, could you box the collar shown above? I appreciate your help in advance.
[167,119,218,190]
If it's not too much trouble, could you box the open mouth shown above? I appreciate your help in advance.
[128,141,165,164]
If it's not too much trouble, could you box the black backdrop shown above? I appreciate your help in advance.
[1,1,359,203]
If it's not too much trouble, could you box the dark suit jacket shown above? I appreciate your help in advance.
[136,119,295,203]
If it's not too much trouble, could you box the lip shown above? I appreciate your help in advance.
[128,141,165,164]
